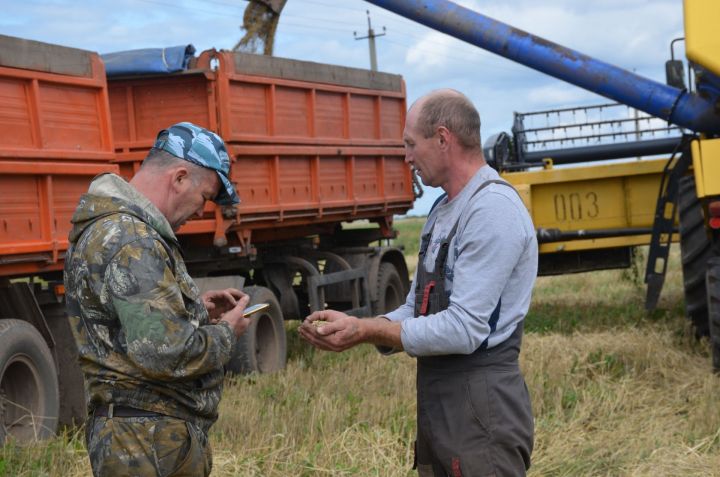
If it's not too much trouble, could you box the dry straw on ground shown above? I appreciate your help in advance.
[2,245,719,476]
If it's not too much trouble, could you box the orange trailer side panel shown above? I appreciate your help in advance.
[0,77,36,148]
[0,36,117,277]
[108,50,414,247]
[109,74,216,152]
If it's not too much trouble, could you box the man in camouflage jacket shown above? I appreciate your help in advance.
[64,122,250,476]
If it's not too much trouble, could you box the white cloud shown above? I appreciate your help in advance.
[525,84,595,108]
[405,31,453,72]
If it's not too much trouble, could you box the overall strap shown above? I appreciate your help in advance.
[414,179,517,316]
[439,179,518,251]
[418,178,518,259]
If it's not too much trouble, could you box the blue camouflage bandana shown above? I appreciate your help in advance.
[153,122,240,205]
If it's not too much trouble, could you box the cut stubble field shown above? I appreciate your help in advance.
[2,217,720,476]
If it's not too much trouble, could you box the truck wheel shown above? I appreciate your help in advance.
[226,286,286,375]
[0,319,59,443]
[373,262,405,315]
[678,176,712,337]
[708,258,720,372]
[42,304,87,428]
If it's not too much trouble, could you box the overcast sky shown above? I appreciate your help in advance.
[2,0,684,214]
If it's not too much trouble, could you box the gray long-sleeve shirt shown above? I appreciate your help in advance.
[385,165,538,357]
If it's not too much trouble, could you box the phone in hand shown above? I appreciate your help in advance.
[243,303,270,318]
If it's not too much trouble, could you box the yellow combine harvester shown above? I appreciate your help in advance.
[367,0,720,370]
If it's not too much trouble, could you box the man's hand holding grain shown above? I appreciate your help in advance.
[299,310,363,352]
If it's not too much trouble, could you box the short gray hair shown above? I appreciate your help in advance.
[416,91,481,150]
[142,148,208,186]
[143,148,175,165]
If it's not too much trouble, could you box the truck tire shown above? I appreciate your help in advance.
[42,304,87,428]
[226,286,286,375]
[373,262,405,315]
[708,258,720,372]
[678,176,712,337]
[0,319,59,443]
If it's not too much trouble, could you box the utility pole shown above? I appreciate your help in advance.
[354,10,385,71]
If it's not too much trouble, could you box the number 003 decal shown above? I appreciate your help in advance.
[553,192,599,221]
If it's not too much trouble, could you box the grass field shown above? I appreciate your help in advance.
[2,217,720,476]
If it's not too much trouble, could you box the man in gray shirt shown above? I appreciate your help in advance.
[299,89,537,477]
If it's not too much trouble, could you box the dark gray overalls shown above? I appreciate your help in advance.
[413,180,534,477]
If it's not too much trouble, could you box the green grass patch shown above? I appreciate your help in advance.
[390,217,424,258]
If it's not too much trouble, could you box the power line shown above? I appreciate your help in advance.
[130,0,504,71]
[283,3,501,62]
[381,37,523,74]
[185,0,247,10]
[279,13,362,27]
[297,0,367,13]
[131,0,351,33]
[279,21,356,34]
[133,0,491,61]
[87,0,522,74]
[133,0,235,14]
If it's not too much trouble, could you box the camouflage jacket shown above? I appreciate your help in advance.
[64,173,236,433]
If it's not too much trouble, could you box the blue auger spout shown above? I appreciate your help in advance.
[365,0,720,135]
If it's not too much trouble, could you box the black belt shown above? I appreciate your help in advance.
[93,404,164,418]
[417,323,524,372]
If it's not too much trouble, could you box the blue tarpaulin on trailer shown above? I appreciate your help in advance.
[102,44,196,77]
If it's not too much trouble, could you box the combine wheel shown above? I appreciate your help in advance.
[678,176,712,337]
[708,258,720,372]
[373,262,405,315]
[227,286,286,375]
[0,319,59,443]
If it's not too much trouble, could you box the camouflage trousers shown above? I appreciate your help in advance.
[85,414,212,477]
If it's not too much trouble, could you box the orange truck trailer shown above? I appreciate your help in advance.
[0,35,414,442]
